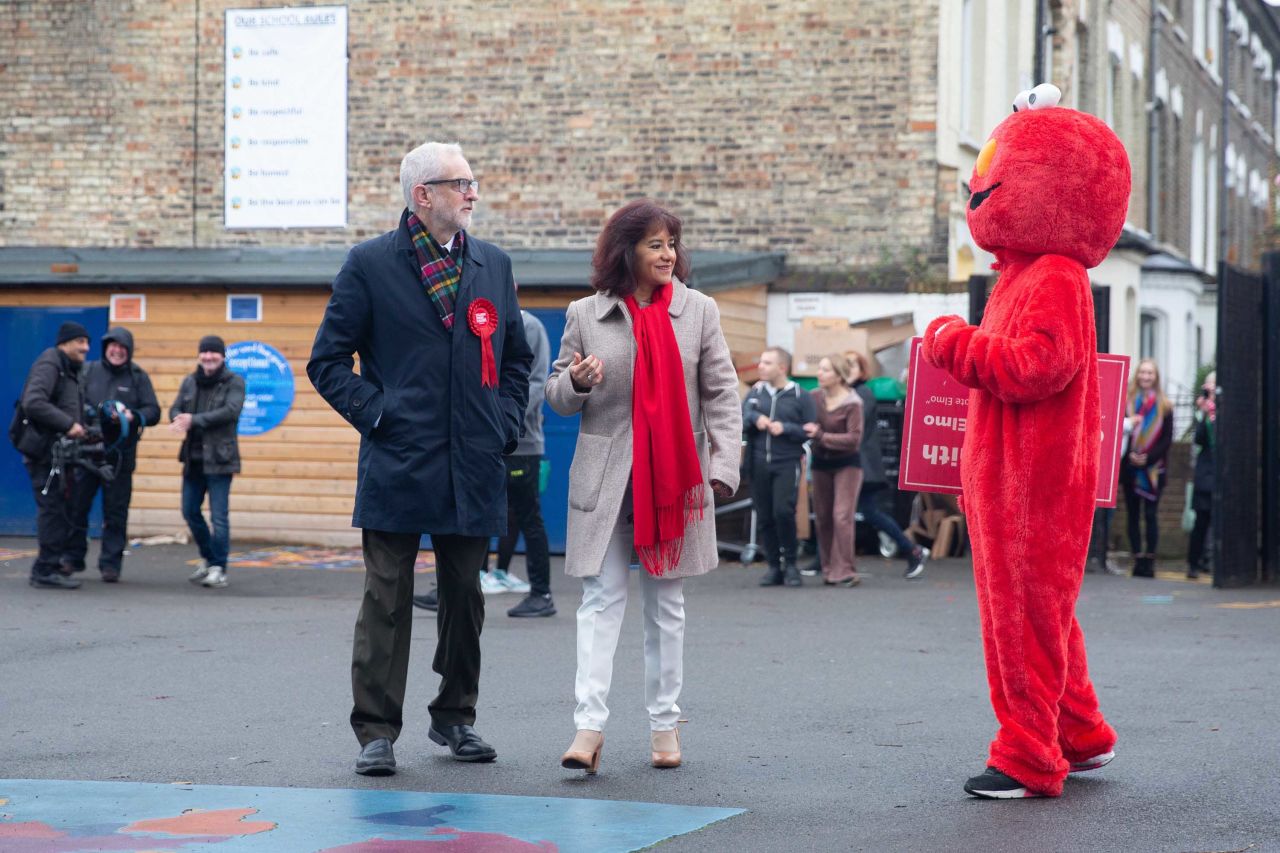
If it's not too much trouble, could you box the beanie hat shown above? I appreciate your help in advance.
[56,321,91,345]
[198,335,226,356]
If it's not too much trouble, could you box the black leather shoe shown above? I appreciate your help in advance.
[759,565,784,586]
[30,573,82,590]
[355,737,396,776]
[428,723,496,762]
[101,569,121,583]
[783,560,802,587]
[508,593,556,618]
[412,588,438,611]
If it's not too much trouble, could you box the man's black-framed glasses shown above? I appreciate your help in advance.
[420,178,479,194]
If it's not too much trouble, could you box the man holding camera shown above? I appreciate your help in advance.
[15,322,91,589]
[65,327,161,583]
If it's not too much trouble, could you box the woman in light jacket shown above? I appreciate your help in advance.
[545,199,741,774]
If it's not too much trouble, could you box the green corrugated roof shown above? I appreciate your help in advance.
[0,247,785,293]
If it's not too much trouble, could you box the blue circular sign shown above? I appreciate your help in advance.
[226,340,295,436]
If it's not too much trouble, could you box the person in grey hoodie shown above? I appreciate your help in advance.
[413,308,555,617]
[66,326,161,582]
[498,309,554,617]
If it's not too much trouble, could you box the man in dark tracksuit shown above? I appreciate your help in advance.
[66,327,160,582]
[744,347,816,587]
[18,322,91,589]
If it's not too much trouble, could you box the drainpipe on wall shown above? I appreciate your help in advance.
[1218,0,1230,269]
[1148,1,1161,243]
[1033,0,1047,83]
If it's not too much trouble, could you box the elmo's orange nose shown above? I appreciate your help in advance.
[976,138,997,178]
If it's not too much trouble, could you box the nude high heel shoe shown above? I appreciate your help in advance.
[560,729,604,774]
[651,728,681,768]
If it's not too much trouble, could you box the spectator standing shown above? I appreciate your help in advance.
[15,322,90,589]
[1119,358,1173,578]
[847,350,929,579]
[803,355,864,586]
[66,327,160,582]
[169,335,245,590]
[500,308,556,617]
[1186,371,1216,580]
[744,347,816,587]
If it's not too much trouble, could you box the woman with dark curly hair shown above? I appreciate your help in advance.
[546,199,741,774]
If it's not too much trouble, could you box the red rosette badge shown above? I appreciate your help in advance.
[467,298,499,387]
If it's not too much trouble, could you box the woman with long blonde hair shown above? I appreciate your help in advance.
[1120,358,1174,577]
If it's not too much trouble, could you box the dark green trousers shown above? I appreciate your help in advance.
[350,529,487,745]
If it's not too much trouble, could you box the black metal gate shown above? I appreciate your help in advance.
[1213,262,1270,587]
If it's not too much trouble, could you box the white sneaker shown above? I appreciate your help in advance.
[201,566,228,588]
[492,569,531,594]
[479,571,507,595]
[1069,750,1115,772]
[188,560,209,584]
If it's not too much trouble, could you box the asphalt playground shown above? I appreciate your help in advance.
[1,537,1278,852]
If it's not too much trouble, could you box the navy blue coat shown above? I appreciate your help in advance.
[308,210,533,535]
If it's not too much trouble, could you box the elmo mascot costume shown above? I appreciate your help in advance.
[922,84,1129,799]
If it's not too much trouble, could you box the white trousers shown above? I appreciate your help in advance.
[574,514,686,732]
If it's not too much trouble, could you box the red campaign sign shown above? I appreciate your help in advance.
[898,338,1130,507]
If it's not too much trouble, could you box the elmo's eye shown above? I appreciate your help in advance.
[1027,83,1062,110]
[1012,90,1032,112]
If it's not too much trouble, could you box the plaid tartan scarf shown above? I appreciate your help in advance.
[407,213,464,331]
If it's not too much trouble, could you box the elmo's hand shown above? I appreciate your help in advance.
[923,315,966,369]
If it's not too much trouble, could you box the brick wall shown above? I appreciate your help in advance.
[0,1,947,276]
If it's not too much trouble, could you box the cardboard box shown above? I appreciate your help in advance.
[854,312,917,352]
[793,319,869,377]
[791,313,919,377]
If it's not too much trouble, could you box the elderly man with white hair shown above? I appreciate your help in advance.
[308,141,532,776]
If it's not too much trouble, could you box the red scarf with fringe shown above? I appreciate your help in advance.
[624,285,705,575]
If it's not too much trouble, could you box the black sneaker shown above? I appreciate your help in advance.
[508,593,556,618]
[782,559,802,587]
[963,767,1043,799]
[30,573,82,590]
[905,546,930,580]
[759,565,784,587]
[412,588,438,611]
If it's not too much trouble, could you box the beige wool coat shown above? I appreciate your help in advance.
[545,279,743,579]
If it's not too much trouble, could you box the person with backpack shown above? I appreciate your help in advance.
[65,327,160,582]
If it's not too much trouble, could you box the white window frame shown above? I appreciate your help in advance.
[226,293,263,323]
[109,293,146,323]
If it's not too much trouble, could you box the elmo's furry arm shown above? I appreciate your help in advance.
[921,256,1089,404]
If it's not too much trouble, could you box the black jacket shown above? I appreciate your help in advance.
[308,211,533,535]
[80,327,161,458]
[21,347,84,439]
[169,366,246,476]
[742,380,815,464]
[1192,413,1214,493]
[853,381,886,485]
